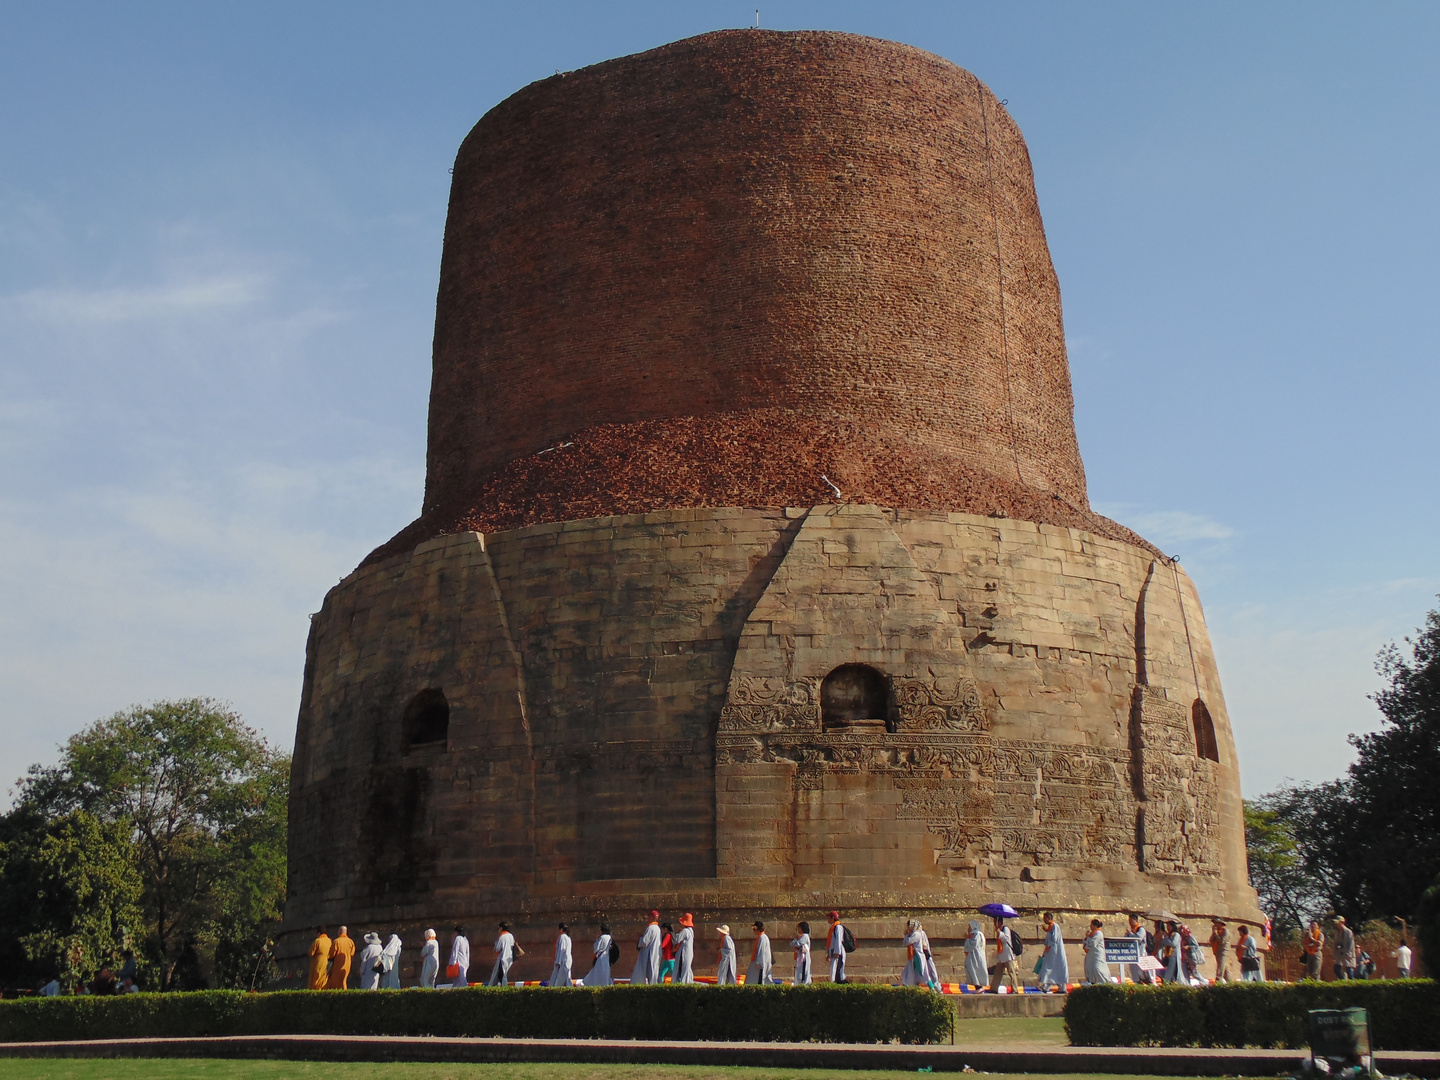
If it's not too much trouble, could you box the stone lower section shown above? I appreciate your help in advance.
[281,505,1261,981]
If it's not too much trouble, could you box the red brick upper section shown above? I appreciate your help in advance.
[374,30,1119,562]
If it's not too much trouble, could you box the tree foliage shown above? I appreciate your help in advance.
[1251,602,1440,928]
[1243,798,1326,939]
[1,699,288,990]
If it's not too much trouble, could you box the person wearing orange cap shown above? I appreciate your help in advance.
[632,910,662,984]
[826,911,848,984]
[673,913,695,984]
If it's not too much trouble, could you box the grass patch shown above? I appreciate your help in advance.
[0,1064,1275,1080]
[951,1016,1066,1046]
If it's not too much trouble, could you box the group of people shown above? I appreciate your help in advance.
[1301,916,1412,981]
[306,909,1280,992]
[307,925,473,990]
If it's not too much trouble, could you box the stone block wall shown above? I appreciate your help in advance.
[283,504,1260,980]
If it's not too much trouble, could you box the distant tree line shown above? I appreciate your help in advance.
[0,699,288,992]
[1245,601,1440,963]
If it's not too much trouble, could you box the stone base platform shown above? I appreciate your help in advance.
[4,1035,1438,1076]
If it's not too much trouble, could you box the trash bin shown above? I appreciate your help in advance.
[1308,1007,1372,1076]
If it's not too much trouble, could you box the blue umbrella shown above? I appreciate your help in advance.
[978,903,1019,919]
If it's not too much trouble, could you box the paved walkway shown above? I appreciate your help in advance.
[1,1035,1438,1075]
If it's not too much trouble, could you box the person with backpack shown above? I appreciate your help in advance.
[987,916,1021,992]
[826,910,854,983]
[582,922,613,986]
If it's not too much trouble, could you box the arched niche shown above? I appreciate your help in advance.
[403,688,450,749]
[1192,698,1220,762]
[821,664,890,731]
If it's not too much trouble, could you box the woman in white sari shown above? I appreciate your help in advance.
[379,934,402,989]
[548,923,573,987]
[582,923,613,986]
[902,919,937,990]
[963,920,987,987]
[358,933,383,990]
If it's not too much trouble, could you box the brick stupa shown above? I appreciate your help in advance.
[283,30,1261,983]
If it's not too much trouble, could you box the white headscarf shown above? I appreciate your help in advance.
[382,934,402,957]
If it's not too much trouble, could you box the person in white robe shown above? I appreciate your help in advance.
[673,914,696,984]
[745,921,772,986]
[826,912,847,984]
[901,919,937,989]
[419,929,440,988]
[583,924,613,986]
[632,911,662,985]
[548,923,573,987]
[449,925,471,987]
[715,924,737,985]
[1037,913,1068,991]
[1083,919,1111,985]
[1125,915,1153,984]
[358,933,383,991]
[487,922,521,986]
[379,934,403,990]
[1161,921,1182,984]
[791,922,812,985]
[964,920,988,987]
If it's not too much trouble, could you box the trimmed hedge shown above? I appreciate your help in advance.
[0,984,952,1045]
[1064,980,1440,1050]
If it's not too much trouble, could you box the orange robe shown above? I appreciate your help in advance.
[308,933,332,990]
[327,932,355,989]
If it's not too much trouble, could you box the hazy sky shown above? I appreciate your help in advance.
[2,2,1436,802]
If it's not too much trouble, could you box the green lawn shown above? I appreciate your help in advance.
[951,1017,1066,1046]
[0,1066,1269,1080]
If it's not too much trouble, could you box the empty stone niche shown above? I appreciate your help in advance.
[403,688,450,749]
[820,664,891,733]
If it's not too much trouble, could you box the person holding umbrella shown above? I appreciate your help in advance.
[979,903,1021,993]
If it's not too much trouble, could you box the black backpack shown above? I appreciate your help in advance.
[841,926,857,953]
[608,942,621,966]
[1008,927,1024,958]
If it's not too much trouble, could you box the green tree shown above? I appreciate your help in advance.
[0,806,144,988]
[11,698,289,989]
[1244,797,1325,939]
[1258,601,1440,926]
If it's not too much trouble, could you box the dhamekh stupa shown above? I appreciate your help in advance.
[282,29,1262,981]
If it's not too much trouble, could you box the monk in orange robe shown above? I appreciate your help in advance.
[327,925,355,989]
[308,926,332,990]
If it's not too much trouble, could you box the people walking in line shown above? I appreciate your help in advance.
[902,919,936,990]
[1127,915,1154,984]
[583,923,613,986]
[633,911,662,985]
[1037,913,1068,992]
[487,922,521,986]
[1236,924,1262,981]
[549,923,573,987]
[1083,919,1111,985]
[449,925,471,987]
[308,926,331,990]
[746,920,773,986]
[964,920,987,987]
[380,933,403,989]
[420,929,440,988]
[1334,917,1357,980]
[1161,921,1182,984]
[327,926,355,989]
[716,924,738,985]
[658,922,677,982]
[791,921,812,985]
[1393,939,1412,979]
[826,911,848,984]
[987,917,1021,992]
[358,932,383,990]
[673,913,696,984]
[1208,919,1232,982]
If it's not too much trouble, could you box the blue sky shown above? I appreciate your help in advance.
[2,1,1436,801]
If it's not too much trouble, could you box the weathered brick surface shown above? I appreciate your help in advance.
[284,506,1260,981]
[369,29,1124,562]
